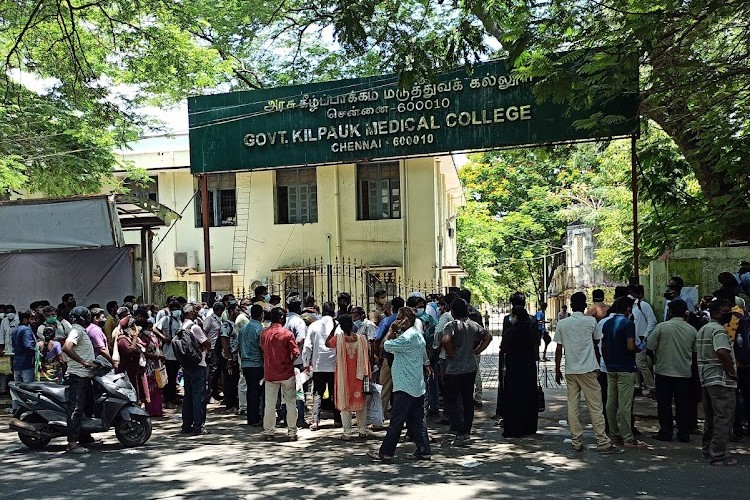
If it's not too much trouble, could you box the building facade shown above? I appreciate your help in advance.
[116,134,465,306]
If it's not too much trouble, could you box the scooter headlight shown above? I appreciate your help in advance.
[117,387,137,402]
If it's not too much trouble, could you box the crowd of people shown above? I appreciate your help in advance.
[1,261,748,465]
[552,264,750,467]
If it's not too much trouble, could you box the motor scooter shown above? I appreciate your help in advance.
[8,356,152,449]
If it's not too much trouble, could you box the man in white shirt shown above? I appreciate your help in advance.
[181,304,211,435]
[202,305,223,402]
[555,292,621,454]
[629,284,658,396]
[302,302,340,430]
[284,295,308,427]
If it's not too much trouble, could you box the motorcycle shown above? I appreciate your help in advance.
[8,356,152,449]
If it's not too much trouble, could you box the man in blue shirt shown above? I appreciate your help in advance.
[602,297,646,448]
[12,310,37,410]
[239,305,265,426]
[370,306,432,462]
[375,296,404,414]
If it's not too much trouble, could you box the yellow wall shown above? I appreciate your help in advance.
[117,136,464,294]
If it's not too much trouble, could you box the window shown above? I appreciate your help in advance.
[123,176,158,202]
[276,168,318,224]
[357,162,400,220]
[195,173,236,227]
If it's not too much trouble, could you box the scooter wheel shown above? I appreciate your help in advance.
[115,415,152,447]
[19,414,51,450]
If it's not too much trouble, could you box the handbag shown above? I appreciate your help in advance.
[362,375,373,395]
[155,362,168,389]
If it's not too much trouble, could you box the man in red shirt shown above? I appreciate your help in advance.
[261,307,300,441]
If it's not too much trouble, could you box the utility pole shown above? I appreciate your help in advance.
[631,136,639,283]
[200,174,212,293]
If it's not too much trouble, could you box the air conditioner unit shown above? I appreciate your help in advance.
[174,251,199,269]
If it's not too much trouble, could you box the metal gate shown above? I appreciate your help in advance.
[236,257,438,311]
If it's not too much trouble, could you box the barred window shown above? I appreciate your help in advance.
[195,173,236,227]
[276,168,318,224]
[357,162,401,220]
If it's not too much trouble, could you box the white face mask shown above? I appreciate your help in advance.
[416,308,425,316]
[171,310,182,319]
[6,313,15,321]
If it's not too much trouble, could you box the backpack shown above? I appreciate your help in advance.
[172,327,202,369]
[734,311,750,365]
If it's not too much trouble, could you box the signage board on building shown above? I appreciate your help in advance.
[188,56,638,173]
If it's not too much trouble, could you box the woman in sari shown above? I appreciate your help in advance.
[116,315,150,406]
[136,311,164,416]
[325,314,371,440]
[500,306,539,438]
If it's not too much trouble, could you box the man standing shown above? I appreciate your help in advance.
[261,307,300,441]
[337,292,352,317]
[370,307,432,461]
[663,276,697,321]
[203,303,223,403]
[375,296,405,414]
[602,297,647,448]
[441,299,492,446]
[586,289,610,321]
[220,302,240,412]
[284,295,308,427]
[555,292,621,454]
[536,302,551,361]
[62,307,96,453]
[11,310,36,411]
[647,299,697,442]
[234,301,250,417]
[154,301,183,409]
[629,284,658,397]
[696,300,738,466]
[86,308,113,363]
[240,305,265,426]
[303,302,340,430]
[181,304,211,435]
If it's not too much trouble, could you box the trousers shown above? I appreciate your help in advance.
[565,371,611,448]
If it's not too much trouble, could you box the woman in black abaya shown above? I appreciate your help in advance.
[500,306,539,438]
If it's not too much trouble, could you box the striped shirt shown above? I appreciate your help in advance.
[696,320,736,388]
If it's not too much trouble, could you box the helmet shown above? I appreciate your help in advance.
[69,306,92,325]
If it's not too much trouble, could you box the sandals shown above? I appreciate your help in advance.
[67,446,90,454]
[710,456,737,466]
[596,445,625,455]
[624,440,649,448]
[367,451,392,462]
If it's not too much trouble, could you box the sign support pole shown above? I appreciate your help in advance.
[631,136,639,281]
[200,174,213,292]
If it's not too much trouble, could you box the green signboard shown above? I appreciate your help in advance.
[188,58,638,173]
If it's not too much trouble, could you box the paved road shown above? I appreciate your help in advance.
[1,385,747,500]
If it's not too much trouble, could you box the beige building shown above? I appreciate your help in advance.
[115,134,465,306]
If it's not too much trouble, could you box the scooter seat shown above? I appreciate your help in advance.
[17,382,68,402]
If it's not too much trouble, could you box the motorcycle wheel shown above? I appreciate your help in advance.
[18,414,51,450]
[114,415,152,447]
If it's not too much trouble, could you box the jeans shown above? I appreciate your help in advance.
[263,377,297,437]
[565,372,611,449]
[66,374,92,443]
[379,359,393,413]
[207,349,221,399]
[597,371,609,433]
[182,365,208,432]
[222,361,240,409]
[702,384,736,460]
[606,371,636,442]
[12,369,35,410]
[380,391,431,457]
[427,362,440,412]
[163,359,181,403]
[655,374,690,440]
[311,371,341,424]
[238,369,247,411]
[242,366,264,424]
[443,371,477,436]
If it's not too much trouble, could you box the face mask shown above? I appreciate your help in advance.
[721,313,733,325]
[46,316,58,325]
[98,320,106,328]
[264,294,271,302]
[171,310,182,319]
[416,308,425,316]
[6,312,16,321]
[354,319,363,329]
